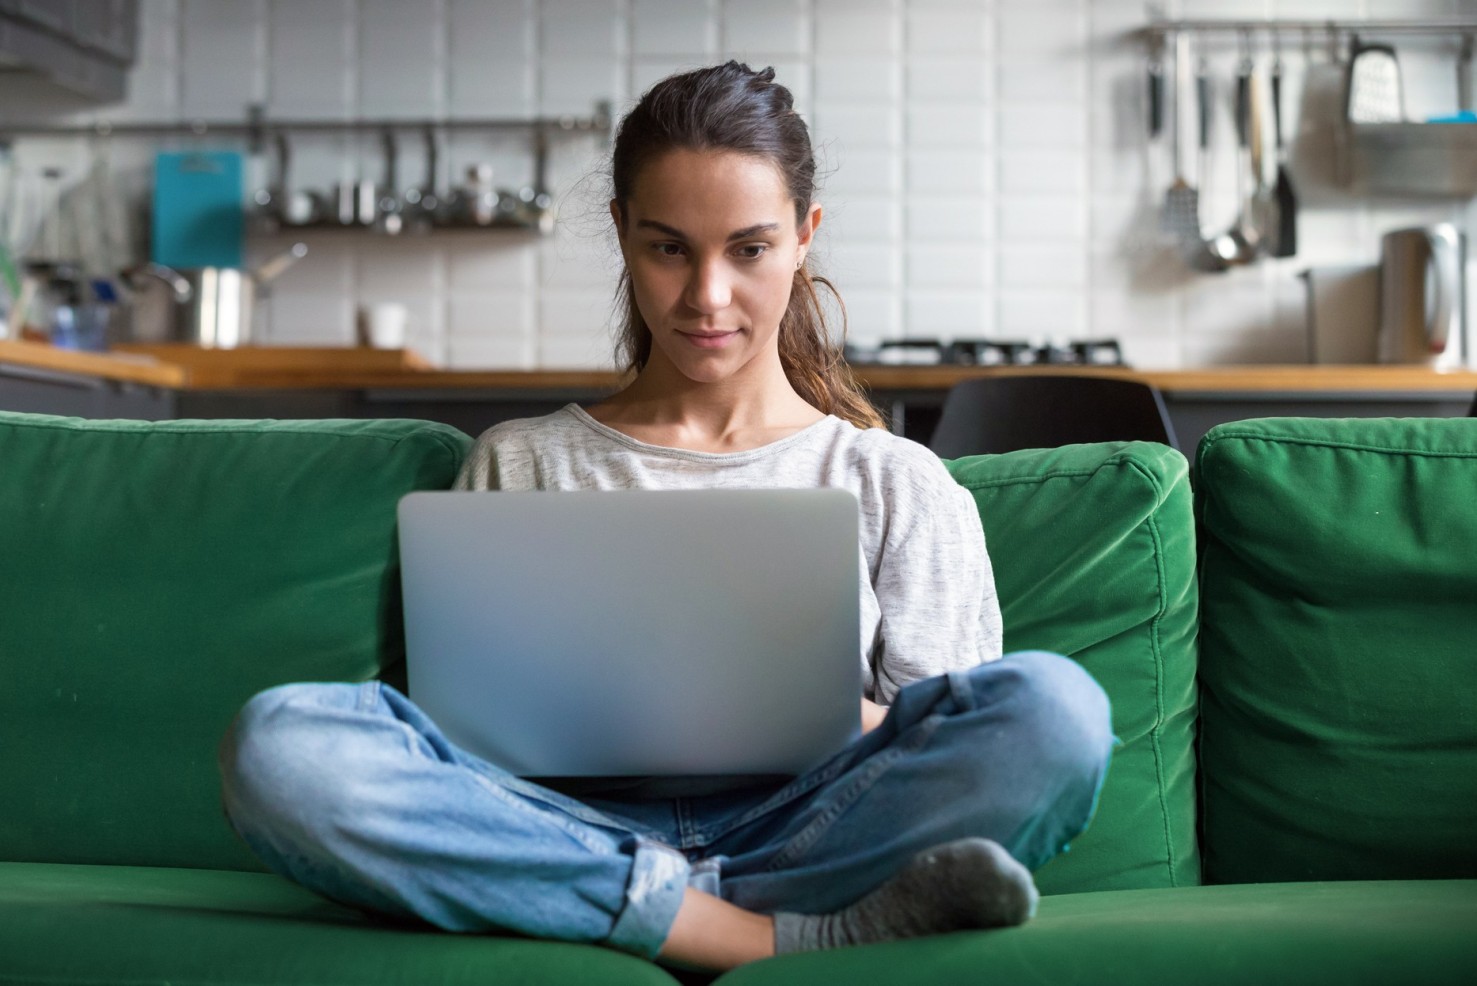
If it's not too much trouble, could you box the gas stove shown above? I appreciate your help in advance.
[844,338,1127,367]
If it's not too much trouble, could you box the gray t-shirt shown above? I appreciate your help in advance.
[454,403,1003,703]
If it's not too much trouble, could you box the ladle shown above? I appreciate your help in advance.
[1211,50,1261,266]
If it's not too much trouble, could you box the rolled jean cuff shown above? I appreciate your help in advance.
[604,838,691,959]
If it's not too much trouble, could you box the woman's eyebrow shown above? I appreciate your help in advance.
[635,219,780,241]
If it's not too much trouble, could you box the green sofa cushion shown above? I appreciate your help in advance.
[1195,417,1477,884]
[0,412,470,872]
[945,442,1200,893]
[713,880,1477,986]
[0,861,679,985]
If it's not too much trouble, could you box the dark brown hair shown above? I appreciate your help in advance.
[609,61,884,431]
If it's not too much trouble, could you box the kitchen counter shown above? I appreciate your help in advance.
[4,341,1477,394]
[3,340,1474,449]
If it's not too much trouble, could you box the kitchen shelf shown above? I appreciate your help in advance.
[1345,121,1477,197]
[247,219,552,236]
[0,102,614,238]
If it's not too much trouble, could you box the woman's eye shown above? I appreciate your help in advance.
[736,244,768,259]
[652,242,684,257]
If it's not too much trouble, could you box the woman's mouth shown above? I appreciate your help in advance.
[681,329,740,349]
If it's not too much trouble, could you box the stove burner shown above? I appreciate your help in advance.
[845,338,1127,367]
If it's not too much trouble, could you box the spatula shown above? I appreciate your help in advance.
[1270,56,1298,257]
[1161,32,1202,248]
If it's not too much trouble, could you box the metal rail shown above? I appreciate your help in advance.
[1142,17,1477,54]
[0,101,613,142]
[1146,18,1477,37]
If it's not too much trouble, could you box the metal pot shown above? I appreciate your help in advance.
[125,243,307,348]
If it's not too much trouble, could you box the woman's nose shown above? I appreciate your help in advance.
[685,259,732,313]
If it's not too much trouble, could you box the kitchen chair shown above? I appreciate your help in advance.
[928,375,1179,458]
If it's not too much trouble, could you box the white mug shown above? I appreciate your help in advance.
[357,302,408,349]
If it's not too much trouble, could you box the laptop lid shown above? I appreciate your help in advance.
[397,489,861,778]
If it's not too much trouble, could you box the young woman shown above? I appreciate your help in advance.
[219,62,1113,974]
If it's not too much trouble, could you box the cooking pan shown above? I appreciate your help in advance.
[125,242,307,348]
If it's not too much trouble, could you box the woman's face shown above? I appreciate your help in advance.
[614,148,821,387]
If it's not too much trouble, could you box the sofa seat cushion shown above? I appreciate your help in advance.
[1195,418,1477,883]
[0,861,680,986]
[712,880,1477,986]
[945,442,1199,894]
[0,413,469,873]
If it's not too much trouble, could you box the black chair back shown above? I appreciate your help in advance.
[929,375,1179,458]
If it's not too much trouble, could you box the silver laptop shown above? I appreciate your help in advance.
[397,489,862,779]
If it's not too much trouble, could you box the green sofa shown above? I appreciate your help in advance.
[1,410,1473,985]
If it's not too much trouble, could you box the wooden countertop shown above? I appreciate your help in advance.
[4,340,1477,395]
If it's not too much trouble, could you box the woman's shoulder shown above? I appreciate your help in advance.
[467,405,586,452]
[456,405,589,490]
[822,418,967,501]
[825,417,955,475]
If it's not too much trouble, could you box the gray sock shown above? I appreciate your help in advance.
[772,838,1038,953]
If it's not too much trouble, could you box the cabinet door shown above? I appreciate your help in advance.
[68,0,137,62]
[14,0,70,33]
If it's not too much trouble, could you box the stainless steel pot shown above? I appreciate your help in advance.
[126,243,307,348]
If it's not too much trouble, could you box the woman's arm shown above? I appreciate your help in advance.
[869,474,1003,703]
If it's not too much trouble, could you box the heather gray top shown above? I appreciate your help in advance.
[454,403,1002,703]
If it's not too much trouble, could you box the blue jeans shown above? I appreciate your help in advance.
[218,651,1113,961]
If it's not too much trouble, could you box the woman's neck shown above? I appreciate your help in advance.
[586,359,826,454]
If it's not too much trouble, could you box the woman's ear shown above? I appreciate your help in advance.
[797,202,822,261]
[609,200,625,239]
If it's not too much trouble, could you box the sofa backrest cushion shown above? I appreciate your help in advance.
[1195,417,1477,883]
[945,442,1200,894]
[0,412,469,871]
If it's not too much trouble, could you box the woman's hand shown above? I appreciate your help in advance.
[861,697,888,735]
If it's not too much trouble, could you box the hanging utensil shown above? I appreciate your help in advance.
[374,128,403,235]
[1148,55,1165,150]
[1247,64,1276,254]
[1161,32,1203,249]
[402,125,442,231]
[250,133,287,232]
[1211,48,1260,265]
[269,133,332,228]
[1143,52,1167,241]
[1270,52,1298,257]
[1456,33,1474,120]
[1186,55,1229,272]
[1345,35,1404,124]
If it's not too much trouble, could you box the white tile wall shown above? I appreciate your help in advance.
[4,0,1476,369]
[632,0,713,56]
[447,0,536,117]
[267,0,352,121]
[178,0,265,119]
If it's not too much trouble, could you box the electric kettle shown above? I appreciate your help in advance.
[1377,224,1468,368]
